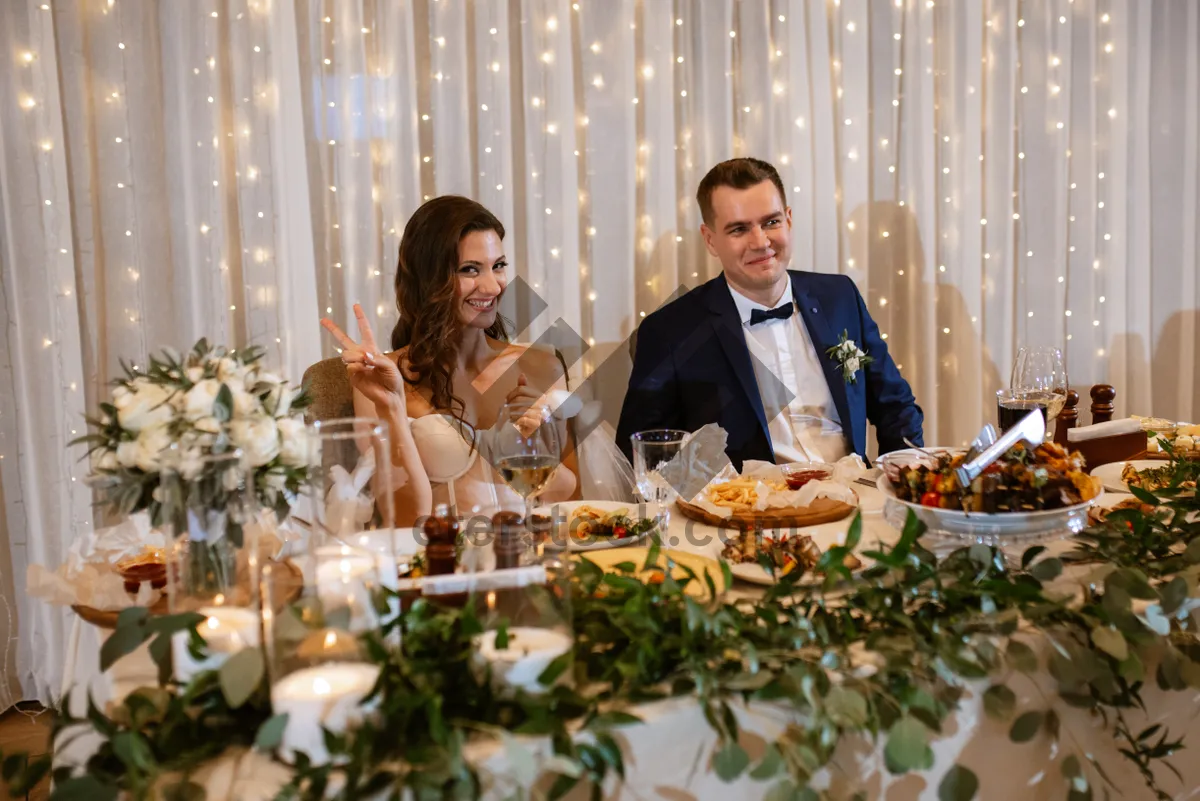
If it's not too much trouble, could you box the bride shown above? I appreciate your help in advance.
[320,195,632,526]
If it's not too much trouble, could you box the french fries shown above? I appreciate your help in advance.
[706,478,786,510]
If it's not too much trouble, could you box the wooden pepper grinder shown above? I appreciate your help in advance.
[1054,389,1080,445]
[1090,384,1116,424]
[493,511,527,570]
[423,503,460,576]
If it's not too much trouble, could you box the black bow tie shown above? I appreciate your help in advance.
[749,303,795,326]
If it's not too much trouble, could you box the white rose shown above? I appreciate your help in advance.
[265,383,296,418]
[230,417,280,467]
[116,382,175,432]
[186,366,204,383]
[194,416,222,434]
[116,440,139,468]
[255,370,283,388]
[276,418,313,467]
[94,449,119,472]
[134,426,172,472]
[232,387,260,418]
[177,446,205,480]
[182,379,222,420]
[845,356,861,374]
[217,357,242,383]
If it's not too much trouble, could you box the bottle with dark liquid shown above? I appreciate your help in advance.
[492,511,528,570]
[423,503,460,576]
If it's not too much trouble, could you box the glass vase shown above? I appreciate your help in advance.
[160,447,262,682]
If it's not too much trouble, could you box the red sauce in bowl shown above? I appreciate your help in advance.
[784,469,830,490]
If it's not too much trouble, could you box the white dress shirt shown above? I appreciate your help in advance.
[728,282,850,464]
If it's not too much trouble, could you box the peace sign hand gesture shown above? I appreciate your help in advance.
[320,304,407,414]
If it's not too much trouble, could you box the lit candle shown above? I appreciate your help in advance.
[271,662,381,765]
[170,605,261,682]
[474,627,572,694]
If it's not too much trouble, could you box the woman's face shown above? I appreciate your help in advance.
[455,229,507,329]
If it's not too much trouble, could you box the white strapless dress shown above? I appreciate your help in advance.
[407,414,525,516]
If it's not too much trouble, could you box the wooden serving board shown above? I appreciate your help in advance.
[71,559,304,630]
[676,495,856,531]
[1136,450,1200,461]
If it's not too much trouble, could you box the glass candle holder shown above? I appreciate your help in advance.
[262,546,384,766]
[429,565,573,697]
[304,418,402,621]
[160,448,262,682]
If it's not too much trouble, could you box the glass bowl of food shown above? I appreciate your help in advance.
[876,442,1103,549]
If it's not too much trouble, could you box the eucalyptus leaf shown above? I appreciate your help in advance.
[100,608,150,671]
[1159,576,1188,617]
[1090,627,1128,662]
[749,745,784,780]
[712,741,750,781]
[825,686,869,727]
[1009,711,1044,743]
[845,512,863,552]
[938,764,979,801]
[982,684,1016,721]
[1029,558,1063,583]
[111,731,155,773]
[1005,640,1038,673]
[218,648,264,708]
[255,714,289,751]
[884,716,930,774]
[1021,545,1047,569]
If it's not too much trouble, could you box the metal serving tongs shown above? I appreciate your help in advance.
[953,410,1045,489]
[965,423,999,462]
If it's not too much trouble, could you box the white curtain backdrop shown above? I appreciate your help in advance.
[1,0,1197,704]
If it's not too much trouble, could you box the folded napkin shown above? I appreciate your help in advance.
[1067,418,1142,442]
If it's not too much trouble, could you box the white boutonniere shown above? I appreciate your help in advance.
[825,330,873,384]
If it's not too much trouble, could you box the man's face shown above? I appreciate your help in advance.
[700,180,793,297]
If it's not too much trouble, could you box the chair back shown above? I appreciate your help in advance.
[302,357,355,424]
[301,357,359,471]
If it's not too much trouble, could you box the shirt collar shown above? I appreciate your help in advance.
[727,279,795,327]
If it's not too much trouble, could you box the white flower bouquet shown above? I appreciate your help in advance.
[75,339,317,537]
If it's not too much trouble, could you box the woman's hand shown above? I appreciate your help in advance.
[505,374,552,437]
[320,304,406,414]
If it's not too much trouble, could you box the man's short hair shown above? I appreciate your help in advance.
[696,157,788,227]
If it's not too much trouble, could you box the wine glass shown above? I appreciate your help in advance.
[488,403,561,559]
[630,430,689,530]
[1006,346,1068,437]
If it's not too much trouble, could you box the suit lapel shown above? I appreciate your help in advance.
[705,276,771,442]
[791,272,858,453]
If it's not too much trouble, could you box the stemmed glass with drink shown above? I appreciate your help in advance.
[489,403,561,560]
[630,430,689,530]
[997,346,1068,435]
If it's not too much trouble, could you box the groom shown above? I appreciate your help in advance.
[617,157,923,469]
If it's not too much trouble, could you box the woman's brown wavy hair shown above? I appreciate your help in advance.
[390,196,510,424]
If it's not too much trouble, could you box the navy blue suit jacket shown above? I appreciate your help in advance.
[616,271,923,470]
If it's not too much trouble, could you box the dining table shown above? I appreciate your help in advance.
[54,478,1200,801]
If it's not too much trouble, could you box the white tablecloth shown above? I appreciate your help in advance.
[60,485,1200,800]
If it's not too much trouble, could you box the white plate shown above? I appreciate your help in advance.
[534,500,659,552]
[874,446,964,467]
[1089,460,1164,494]
[723,525,861,586]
